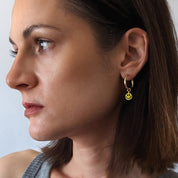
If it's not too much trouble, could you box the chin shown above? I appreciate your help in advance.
[29,125,68,141]
[30,132,59,141]
[29,130,49,141]
[29,125,51,141]
[28,115,78,141]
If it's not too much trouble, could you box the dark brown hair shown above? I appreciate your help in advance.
[42,0,178,176]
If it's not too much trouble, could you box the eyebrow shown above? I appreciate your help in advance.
[9,24,60,45]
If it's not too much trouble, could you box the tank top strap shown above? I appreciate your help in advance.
[22,153,52,178]
[159,170,178,178]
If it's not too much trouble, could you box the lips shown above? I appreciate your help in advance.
[23,103,44,117]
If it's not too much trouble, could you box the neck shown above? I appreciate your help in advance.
[71,141,112,177]
[55,106,160,178]
[61,108,119,178]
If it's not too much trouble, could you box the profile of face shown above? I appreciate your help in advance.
[7,0,124,141]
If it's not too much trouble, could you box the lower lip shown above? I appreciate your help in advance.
[24,106,44,117]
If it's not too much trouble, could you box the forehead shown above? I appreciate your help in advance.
[12,0,60,22]
[10,0,66,37]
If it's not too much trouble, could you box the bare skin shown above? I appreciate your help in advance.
[0,0,160,177]
[0,150,39,178]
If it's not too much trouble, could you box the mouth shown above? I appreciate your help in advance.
[23,102,44,117]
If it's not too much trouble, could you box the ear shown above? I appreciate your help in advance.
[118,28,149,81]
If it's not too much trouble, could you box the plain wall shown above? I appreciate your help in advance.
[0,0,177,171]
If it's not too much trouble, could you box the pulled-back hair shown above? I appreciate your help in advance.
[42,0,178,176]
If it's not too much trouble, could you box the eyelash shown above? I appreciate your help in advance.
[9,39,53,57]
[9,49,18,58]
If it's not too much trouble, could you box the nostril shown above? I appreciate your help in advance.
[16,83,29,90]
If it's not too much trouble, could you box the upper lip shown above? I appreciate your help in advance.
[23,102,44,109]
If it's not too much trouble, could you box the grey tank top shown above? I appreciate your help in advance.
[22,153,52,178]
[22,153,178,178]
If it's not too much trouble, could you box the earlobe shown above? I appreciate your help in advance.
[119,28,149,81]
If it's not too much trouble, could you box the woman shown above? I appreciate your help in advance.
[0,0,177,177]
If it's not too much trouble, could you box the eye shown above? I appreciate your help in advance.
[35,39,53,53]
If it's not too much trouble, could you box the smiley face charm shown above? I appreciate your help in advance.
[124,76,134,101]
[125,92,133,101]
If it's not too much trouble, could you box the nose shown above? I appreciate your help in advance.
[6,55,38,91]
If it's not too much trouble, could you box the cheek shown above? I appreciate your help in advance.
[44,53,120,124]
[34,42,121,139]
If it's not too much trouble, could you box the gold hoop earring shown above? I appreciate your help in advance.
[124,76,134,101]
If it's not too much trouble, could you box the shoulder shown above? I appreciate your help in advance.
[0,149,40,178]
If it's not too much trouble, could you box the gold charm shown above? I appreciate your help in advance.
[124,76,134,101]
[125,91,133,100]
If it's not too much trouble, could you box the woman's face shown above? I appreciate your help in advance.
[7,0,123,141]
